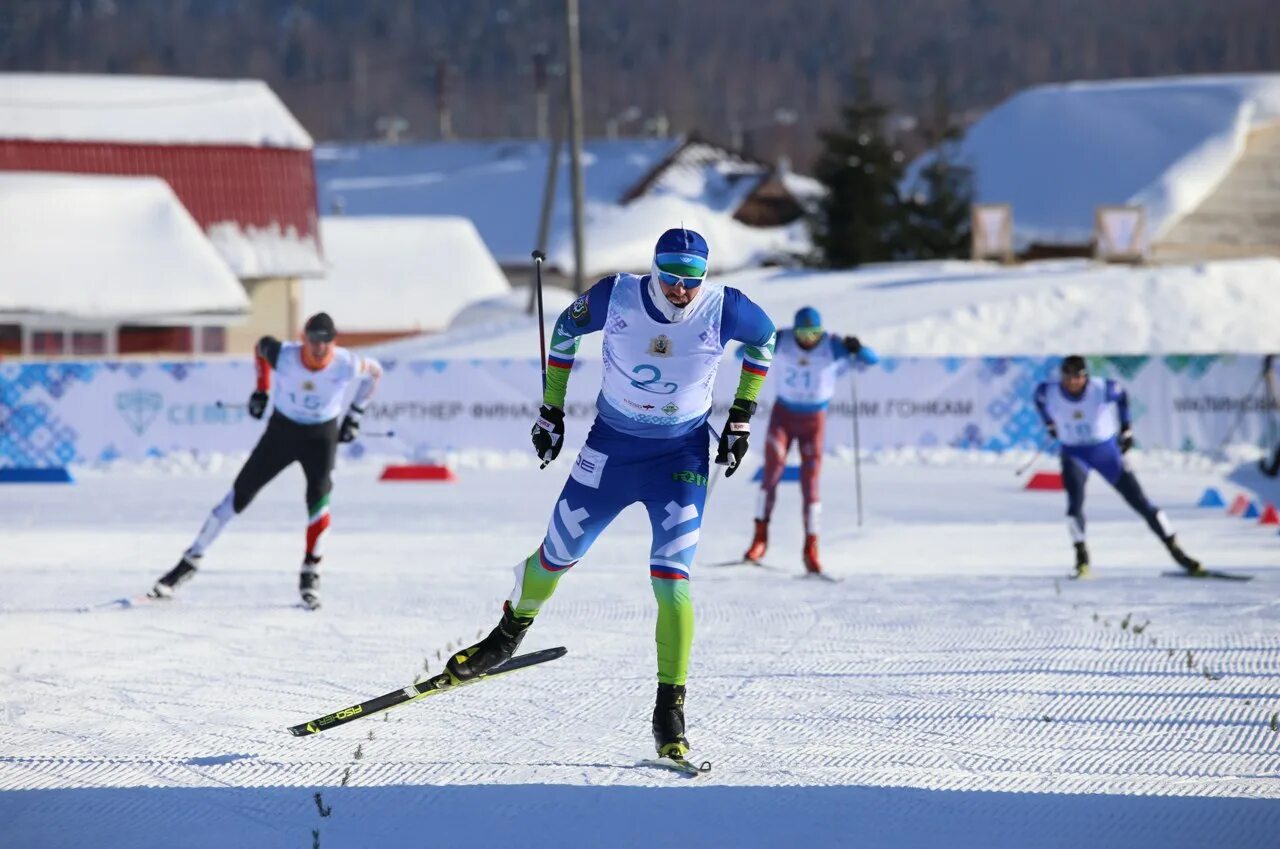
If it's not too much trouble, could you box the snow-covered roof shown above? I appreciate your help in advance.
[906,74,1280,246]
[0,73,312,149]
[364,256,1280,359]
[0,172,249,320]
[544,194,811,278]
[314,138,683,264]
[304,216,510,333]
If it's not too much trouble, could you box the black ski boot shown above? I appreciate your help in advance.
[1165,536,1203,575]
[300,554,321,610]
[446,602,534,682]
[149,555,198,599]
[652,683,690,759]
[1073,542,1090,579]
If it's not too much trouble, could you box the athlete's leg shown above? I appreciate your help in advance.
[756,407,793,524]
[296,419,340,607]
[798,411,825,535]
[1060,449,1090,544]
[448,427,636,681]
[641,429,711,686]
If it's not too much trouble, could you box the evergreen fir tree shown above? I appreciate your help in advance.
[812,62,908,267]
[902,70,975,260]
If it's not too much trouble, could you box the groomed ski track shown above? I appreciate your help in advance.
[2,458,1278,848]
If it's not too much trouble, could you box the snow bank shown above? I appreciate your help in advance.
[544,194,811,278]
[0,172,248,319]
[0,73,312,149]
[360,256,1280,359]
[906,74,1280,245]
[306,217,510,333]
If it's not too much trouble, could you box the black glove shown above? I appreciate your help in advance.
[715,399,756,477]
[247,390,269,420]
[1119,427,1134,454]
[532,405,565,466]
[842,335,863,355]
[338,405,365,443]
[1045,422,1058,441]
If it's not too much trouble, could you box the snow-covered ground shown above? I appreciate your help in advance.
[366,256,1280,361]
[3,452,1278,848]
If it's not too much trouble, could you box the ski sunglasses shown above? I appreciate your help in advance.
[654,252,708,289]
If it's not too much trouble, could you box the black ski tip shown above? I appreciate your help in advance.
[1161,570,1253,582]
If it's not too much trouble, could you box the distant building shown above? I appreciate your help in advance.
[315,134,819,283]
[0,73,323,353]
[905,74,1280,261]
[306,216,510,346]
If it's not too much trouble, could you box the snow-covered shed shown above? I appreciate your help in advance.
[305,216,510,345]
[907,74,1280,260]
[0,172,249,357]
[0,73,323,351]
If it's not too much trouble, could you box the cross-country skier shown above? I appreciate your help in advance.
[148,312,382,609]
[443,228,775,765]
[1034,355,1201,578]
[742,306,878,573]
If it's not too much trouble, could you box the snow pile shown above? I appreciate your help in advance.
[0,172,248,319]
[360,285,586,361]
[732,256,1280,355]
[362,256,1280,359]
[0,73,312,149]
[544,194,811,278]
[906,74,1280,245]
[306,217,510,333]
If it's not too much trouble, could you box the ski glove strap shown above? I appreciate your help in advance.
[532,405,566,467]
[715,399,756,477]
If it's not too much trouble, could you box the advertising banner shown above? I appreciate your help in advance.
[2,354,1275,466]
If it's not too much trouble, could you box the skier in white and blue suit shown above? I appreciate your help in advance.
[1034,355,1202,578]
[444,228,776,763]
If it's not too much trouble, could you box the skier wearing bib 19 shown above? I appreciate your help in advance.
[1034,355,1202,579]
[148,312,382,609]
[742,306,878,574]
[444,228,775,765]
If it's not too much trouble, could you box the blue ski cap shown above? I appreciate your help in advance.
[794,306,822,331]
[653,228,709,287]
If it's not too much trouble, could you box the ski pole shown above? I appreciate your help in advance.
[532,250,551,470]
[850,371,864,527]
[1015,441,1054,476]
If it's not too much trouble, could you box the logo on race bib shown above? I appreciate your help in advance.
[648,335,672,357]
[303,380,316,391]
[115,390,164,435]
[662,402,679,415]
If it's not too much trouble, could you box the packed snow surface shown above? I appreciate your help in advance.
[367,256,1280,360]
[2,454,1278,848]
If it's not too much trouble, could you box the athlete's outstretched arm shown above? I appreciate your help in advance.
[249,336,282,420]
[542,276,616,408]
[720,288,776,405]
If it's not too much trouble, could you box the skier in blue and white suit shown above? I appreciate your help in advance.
[443,228,776,763]
[1034,355,1202,578]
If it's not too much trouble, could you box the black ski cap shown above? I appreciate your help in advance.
[304,312,337,342]
[1060,355,1088,377]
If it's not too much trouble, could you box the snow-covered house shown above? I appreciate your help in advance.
[305,216,510,346]
[906,74,1280,260]
[0,73,323,352]
[0,172,249,357]
[315,135,819,281]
